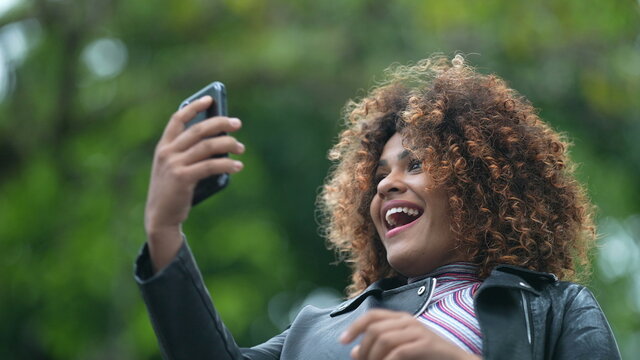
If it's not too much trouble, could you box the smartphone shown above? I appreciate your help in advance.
[179,81,229,205]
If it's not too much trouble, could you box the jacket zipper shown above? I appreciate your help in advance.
[520,290,532,345]
[413,278,437,317]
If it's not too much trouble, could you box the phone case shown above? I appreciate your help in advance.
[179,81,229,205]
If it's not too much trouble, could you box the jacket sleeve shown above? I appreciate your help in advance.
[134,240,284,360]
[552,287,621,360]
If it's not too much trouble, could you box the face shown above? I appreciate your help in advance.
[369,133,463,277]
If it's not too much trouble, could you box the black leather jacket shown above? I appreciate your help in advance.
[135,241,621,360]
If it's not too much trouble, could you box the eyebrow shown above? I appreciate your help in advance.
[377,150,411,167]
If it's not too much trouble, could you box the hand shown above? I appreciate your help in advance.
[144,96,245,270]
[340,309,481,360]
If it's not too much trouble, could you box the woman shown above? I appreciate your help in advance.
[136,55,620,359]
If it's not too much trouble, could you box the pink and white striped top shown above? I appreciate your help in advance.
[412,262,483,355]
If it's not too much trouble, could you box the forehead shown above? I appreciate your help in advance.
[381,133,405,154]
[378,133,411,165]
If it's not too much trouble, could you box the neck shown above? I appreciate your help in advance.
[407,261,480,284]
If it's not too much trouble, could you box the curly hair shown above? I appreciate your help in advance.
[318,55,596,297]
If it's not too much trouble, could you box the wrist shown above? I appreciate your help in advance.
[146,225,184,273]
[146,224,182,242]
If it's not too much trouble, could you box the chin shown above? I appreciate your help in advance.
[387,251,452,278]
[386,253,423,278]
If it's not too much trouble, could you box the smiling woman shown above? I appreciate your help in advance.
[320,55,596,295]
[136,54,621,359]
[369,133,460,278]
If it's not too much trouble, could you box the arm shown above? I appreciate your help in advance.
[552,287,621,360]
[136,240,285,360]
[136,240,242,359]
[144,95,244,271]
[137,96,286,359]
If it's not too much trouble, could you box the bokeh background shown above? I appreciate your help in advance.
[1,0,639,358]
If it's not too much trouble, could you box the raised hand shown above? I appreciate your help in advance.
[144,95,245,271]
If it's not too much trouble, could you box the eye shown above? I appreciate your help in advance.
[408,159,422,172]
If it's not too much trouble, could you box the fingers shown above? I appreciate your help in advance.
[176,135,245,165]
[341,309,405,344]
[381,340,425,360]
[340,309,476,360]
[171,116,242,153]
[342,310,417,360]
[160,96,213,146]
[356,318,417,360]
[185,157,244,182]
[370,327,427,360]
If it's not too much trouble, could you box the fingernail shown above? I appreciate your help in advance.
[238,142,245,151]
[233,161,243,171]
[229,118,241,127]
[351,345,360,358]
[201,95,212,102]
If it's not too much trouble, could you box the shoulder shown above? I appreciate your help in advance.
[481,265,620,358]
[484,264,591,304]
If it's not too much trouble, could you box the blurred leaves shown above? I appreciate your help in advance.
[1,0,639,358]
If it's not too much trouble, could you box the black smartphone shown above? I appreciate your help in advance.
[179,81,229,205]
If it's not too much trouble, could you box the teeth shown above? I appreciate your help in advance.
[385,206,420,226]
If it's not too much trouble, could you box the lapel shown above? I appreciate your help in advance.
[329,276,433,317]
[474,267,549,360]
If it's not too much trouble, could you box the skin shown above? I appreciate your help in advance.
[369,133,464,278]
[341,133,480,360]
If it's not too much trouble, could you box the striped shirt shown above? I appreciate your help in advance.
[411,262,483,355]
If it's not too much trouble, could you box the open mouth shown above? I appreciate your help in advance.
[384,205,424,230]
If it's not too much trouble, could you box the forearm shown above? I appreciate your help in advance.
[136,241,244,360]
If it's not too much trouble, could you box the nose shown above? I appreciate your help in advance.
[377,170,407,198]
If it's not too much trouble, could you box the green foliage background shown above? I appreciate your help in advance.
[1,0,639,358]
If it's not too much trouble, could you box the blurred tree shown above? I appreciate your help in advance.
[0,0,638,358]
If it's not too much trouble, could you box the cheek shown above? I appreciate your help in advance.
[431,194,451,223]
[369,196,380,225]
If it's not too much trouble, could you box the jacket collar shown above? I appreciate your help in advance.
[330,265,559,315]
[329,277,431,317]
[494,264,558,282]
[479,265,559,297]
